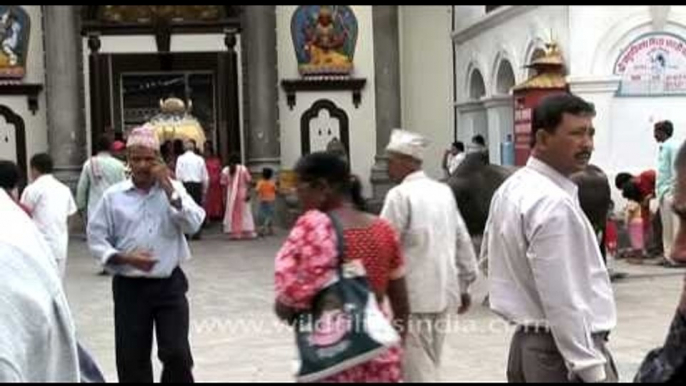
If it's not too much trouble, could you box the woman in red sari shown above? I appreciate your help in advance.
[274,152,410,382]
[203,143,224,221]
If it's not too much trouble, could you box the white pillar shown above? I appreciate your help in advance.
[484,96,513,165]
[455,100,485,144]
[568,76,621,172]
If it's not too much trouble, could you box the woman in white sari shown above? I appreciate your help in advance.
[221,154,257,240]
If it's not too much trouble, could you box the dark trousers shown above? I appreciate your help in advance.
[113,268,194,383]
[507,327,618,383]
[183,182,203,238]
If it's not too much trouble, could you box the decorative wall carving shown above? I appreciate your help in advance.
[0,6,30,79]
[300,99,349,156]
[0,104,27,181]
[291,6,358,76]
[81,6,241,36]
[100,6,224,23]
[281,77,366,109]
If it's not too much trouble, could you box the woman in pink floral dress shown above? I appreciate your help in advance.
[274,152,410,382]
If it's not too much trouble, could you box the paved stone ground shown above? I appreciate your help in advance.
[65,226,686,382]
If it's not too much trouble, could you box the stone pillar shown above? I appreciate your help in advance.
[369,5,402,213]
[240,6,280,174]
[219,31,240,165]
[43,6,86,189]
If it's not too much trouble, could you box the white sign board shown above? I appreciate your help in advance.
[614,33,686,96]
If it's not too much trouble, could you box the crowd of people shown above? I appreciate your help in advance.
[3,93,686,382]
[611,119,686,269]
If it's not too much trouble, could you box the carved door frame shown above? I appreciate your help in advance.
[87,51,240,164]
[0,104,27,185]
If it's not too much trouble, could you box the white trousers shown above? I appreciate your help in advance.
[660,193,680,262]
[403,310,449,382]
[56,259,67,280]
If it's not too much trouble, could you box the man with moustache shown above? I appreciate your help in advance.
[87,125,205,383]
[482,94,618,382]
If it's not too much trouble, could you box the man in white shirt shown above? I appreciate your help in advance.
[482,94,617,382]
[20,153,78,279]
[88,126,205,383]
[175,139,209,239]
[0,188,80,382]
[381,129,478,382]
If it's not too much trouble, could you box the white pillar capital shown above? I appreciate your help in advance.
[567,76,621,95]
[455,100,485,113]
[567,76,620,175]
[482,95,512,109]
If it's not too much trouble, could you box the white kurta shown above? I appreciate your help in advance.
[380,170,478,313]
[0,190,79,382]
[75,153,127,221]
[20,175,77,276]
[381,170,478,382]
[482,157,616,383]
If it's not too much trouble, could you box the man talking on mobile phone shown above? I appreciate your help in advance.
[87,125,206,383]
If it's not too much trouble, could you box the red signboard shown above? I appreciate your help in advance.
[514,105,532,166]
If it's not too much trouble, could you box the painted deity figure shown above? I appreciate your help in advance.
[304,7,351,68]
[0,10,21,66]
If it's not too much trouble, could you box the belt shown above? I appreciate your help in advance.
[114,266,181,281]
[515,325,552,334]
[516,325,610,341]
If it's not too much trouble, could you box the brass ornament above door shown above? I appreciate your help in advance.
[100,6,224,24]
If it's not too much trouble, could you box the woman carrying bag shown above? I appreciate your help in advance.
[274,152,410,382]
[634,140,686,382]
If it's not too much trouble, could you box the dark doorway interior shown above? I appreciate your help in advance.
[88,52,239,163]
